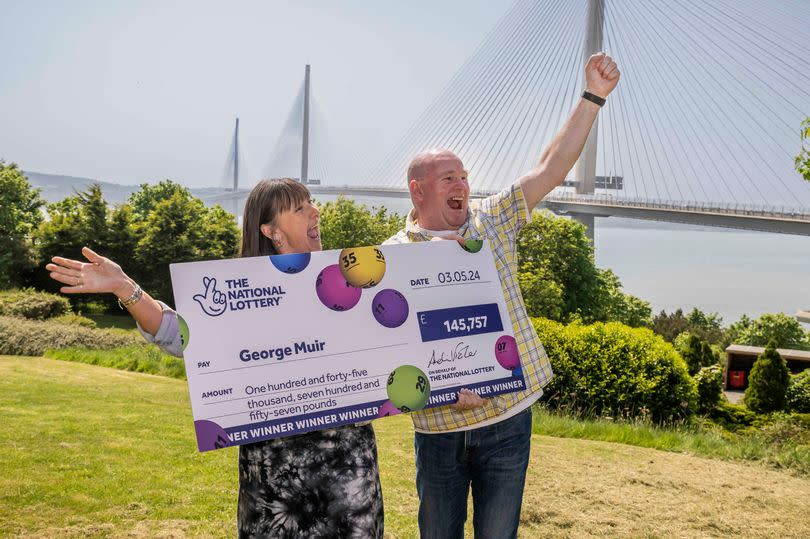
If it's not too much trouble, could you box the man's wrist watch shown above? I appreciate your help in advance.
[581,90,606,107]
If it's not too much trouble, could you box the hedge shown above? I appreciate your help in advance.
[532,318,697,423]
[0,288,70,320]
[0,316,142,356]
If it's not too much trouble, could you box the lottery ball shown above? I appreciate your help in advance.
[377,400,402,418]
[270,252,311,274]
[463,239,483,253]
[494,335,520,370]
[177,314,190,351]
[386,365,430,412]
[372,289,409,328]
[194,419,230,452]
[339,246,386,288]
[315,264,361,311]
[512,366,523,378]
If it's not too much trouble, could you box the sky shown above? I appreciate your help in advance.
[0,0,512,188]
[2,0,809,207]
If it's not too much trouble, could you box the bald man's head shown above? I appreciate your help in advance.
[406,149,470,230]
[407,149,460,182]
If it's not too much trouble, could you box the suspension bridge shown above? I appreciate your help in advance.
[205,0,810,238]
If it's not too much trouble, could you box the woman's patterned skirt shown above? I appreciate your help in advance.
[237,423,384,538]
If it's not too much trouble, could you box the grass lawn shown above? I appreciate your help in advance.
[2,356,810,538]
[84,313,138,331]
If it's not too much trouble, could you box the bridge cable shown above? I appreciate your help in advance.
[441,0,560,184]
[628,1,769,205]
[651,0,804,206]
[608,1,711,203]
[471,0,577,190]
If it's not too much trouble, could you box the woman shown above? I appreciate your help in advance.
[47,179,384,538]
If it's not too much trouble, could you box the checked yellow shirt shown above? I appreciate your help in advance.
[384,183,554,432]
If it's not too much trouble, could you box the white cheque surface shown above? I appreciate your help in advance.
[170,240,526,451]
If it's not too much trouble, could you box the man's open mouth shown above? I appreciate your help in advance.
[308,225,320,239]
[447,196,464,210]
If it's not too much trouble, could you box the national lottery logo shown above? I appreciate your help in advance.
[193,277,227,317]
[192,276,286,317]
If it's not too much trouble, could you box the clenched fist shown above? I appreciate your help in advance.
[584,52,620,98]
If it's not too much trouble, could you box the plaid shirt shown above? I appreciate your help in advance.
[384,183,554,432]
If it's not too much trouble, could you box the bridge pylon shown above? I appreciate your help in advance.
[571,0,605,241]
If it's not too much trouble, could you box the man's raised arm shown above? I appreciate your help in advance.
[519,52,621,210]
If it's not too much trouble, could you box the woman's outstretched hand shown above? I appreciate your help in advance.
[46,247,133,297]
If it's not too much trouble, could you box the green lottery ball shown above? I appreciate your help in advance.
[463,239,483,253]
[386,365,430,412]
[177,314,190,351]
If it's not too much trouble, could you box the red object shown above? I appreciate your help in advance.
[728,370,746,388]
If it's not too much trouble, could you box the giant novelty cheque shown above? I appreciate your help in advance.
[170,240,526,452]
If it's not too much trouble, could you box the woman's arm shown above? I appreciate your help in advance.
[46,246,163,336]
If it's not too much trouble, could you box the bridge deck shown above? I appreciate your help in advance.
[203,186,810,236]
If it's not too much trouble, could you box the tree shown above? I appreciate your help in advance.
[795,117,810,183]
[134,192,239,306]
[0,162,45,288]
[128,180,191,222]
[678,333,718,376]
[318,196,404,250]
[732,313,809,350]
[516,211,650,326]
[591,269,652,327]
[35,184,113,303]
[517,263,565,321]
[517,211,600,321]
[653,307,726,345]
[744,342,790,413]
[652,309,690,342]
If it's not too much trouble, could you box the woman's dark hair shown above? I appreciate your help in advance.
[239,178,312,258]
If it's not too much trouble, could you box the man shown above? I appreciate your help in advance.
[384,52,620,538]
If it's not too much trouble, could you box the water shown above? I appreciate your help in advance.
[309,194,809,325]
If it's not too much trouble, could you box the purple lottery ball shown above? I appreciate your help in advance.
[194,419,231,452]
[494,335,520,370]
[372,289,409,328]
[377,400,402,418]
[316,264,361,311]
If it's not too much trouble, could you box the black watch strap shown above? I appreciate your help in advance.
[581,90,606,107]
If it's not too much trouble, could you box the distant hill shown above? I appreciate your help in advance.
[23,171,229,206]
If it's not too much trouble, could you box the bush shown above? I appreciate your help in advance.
[708,401,757,430]
[787,370,810,413]
[694,365,725,413]
[0,316,142,356]
[0,288,70,320]
[50,313,97,328]
[44,345,186,379]
[533,318,697,423]
[745,343,790,413]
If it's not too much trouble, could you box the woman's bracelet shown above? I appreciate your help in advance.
[117,283,143,309]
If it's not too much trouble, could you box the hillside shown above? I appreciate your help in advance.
[23,170,228,206]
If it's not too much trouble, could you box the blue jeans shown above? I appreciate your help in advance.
[414,407,533,539]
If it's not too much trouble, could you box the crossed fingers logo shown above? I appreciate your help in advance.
[193,276,227,316]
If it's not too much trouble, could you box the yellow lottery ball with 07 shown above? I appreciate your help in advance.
[339,246,386,288]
